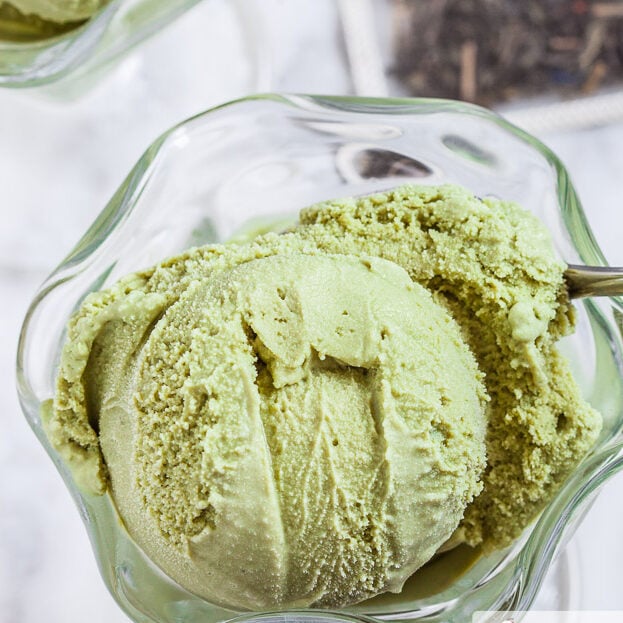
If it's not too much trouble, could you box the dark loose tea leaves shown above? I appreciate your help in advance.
[391,0,623,105]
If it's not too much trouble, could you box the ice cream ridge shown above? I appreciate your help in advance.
[43,184,602,610]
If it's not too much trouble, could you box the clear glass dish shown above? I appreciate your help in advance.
[16,93,623,623]
[0,0,200,87]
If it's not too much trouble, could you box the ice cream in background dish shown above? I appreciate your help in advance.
[3,0,108,23]
[43,184,602,610]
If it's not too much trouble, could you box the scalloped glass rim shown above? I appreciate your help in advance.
[0,0,200,87]
[16,94,623,623]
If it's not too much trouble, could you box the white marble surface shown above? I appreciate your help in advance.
[1,1,623,621]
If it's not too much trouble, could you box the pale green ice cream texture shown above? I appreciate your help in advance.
[46,250,487,609]
[43,184,601,609]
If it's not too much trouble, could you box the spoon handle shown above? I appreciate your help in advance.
[565,264,623,299]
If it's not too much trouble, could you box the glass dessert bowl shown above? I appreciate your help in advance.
[0,0,200,86]
[16,94,623,623]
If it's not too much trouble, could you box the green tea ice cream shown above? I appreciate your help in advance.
[46,249,487,608]
[43,184,601,609]
[295,184,602,549]
[4,0,108,23]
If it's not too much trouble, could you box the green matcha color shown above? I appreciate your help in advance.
[296,184,601,549]
[44,184,601,609]
[46,249,487,608]
[0,2,83,41]
[3,0,108,24]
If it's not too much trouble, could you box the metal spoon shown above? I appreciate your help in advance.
[566,264,623,298]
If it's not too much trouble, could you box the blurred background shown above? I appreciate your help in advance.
[1,0,623,620]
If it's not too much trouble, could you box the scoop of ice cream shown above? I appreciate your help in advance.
[297,184,602,550]
[6,0,108,23]
[43,183,602,608]
[48,251,487,609]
